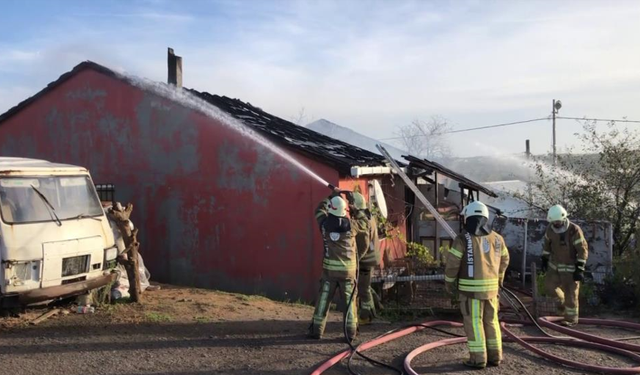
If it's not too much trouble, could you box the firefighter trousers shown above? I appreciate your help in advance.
[310,278,358,338]
[459,295,502,365]
[358,267,376,323]
[545,269,580,324]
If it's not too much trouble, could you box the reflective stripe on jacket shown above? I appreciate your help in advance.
[445,231,510,300]
[543,221,588,272]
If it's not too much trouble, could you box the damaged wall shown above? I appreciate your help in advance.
[0,68,348,300]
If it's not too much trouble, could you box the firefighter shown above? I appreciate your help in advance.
[351,192,381,325]
[445,201,510,369]
[308,191,363,341]
[541,204,588,326]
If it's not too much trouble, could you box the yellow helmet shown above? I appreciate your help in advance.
[547,204,568,222]
[328,196,347,217]
[352,192,367,210]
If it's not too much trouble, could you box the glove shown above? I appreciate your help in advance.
[573,267,584,282]
[445,282,455,295]
[540,256,549,273]
[345,191,355,205]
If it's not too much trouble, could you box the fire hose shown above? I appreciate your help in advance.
[318,152,640,374]
[312,286,640,375]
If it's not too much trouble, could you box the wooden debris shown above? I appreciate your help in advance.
[108,202,142,303]
[31,309,59,325]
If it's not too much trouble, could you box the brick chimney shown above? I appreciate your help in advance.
[167,47,182,87]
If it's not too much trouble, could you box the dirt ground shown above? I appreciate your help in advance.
[0,284,639,375]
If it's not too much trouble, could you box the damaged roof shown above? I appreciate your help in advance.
[186,90,392,172]
[0,61,392,174]
[404,155,498,198]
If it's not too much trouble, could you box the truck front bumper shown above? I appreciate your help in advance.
[18,272,118,305]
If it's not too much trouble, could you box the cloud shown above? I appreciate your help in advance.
[71,11,194,23]
[2,0,640,157]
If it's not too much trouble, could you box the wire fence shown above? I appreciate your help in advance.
[371,266,610,313]
[372,266,457,310]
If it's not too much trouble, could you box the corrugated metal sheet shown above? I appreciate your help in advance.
[0,64,409,301]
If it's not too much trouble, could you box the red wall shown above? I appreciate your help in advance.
[338,175,408,268]
[379,175,408,264]
[0,69,342,300]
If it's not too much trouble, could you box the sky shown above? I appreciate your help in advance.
[1,0,640,157]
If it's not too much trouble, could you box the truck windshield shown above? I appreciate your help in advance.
[0,176,103,224]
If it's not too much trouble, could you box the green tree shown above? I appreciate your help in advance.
[517,121,640,256]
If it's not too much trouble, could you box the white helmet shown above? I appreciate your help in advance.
[462,201,489,221]
[547,204,568,222]
[328,196,347,217]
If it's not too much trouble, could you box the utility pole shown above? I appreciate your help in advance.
[525,139,533,217]
[552,99,562,166]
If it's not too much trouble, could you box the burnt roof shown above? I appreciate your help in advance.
[0,61,391,173]
[404,155,498,198]
[186,90,391,172]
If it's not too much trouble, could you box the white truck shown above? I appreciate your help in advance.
[0,157,118,307]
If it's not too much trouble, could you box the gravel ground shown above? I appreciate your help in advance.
[0,284,638,375]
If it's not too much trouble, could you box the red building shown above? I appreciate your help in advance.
[0,61,408,300]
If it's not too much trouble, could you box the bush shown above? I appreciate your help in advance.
[536,272,600,307]
[597,250,640,309]
[406,242,439,268]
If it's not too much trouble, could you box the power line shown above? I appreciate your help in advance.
[446,117,550,134]
[378,115,640,142]
[379,117,549,141]
[557,116,640,124]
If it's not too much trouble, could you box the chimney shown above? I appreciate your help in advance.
[167,47,182,87]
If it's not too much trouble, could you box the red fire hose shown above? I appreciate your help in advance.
[500,322,640,375]
[539,316,640,352]
[403,323,640,375]
[311,284,640,375]
[309,321,463,375]
[312,316,640,374]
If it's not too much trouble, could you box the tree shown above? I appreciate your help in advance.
[290,107,309,125]
[515,120,640,256]
[108,202,142,302]
[395,116,452,159]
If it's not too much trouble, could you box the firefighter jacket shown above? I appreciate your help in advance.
[542,221,588,273]
[353,210,371,260]
[445,231,510,300]
[359,214,381,267]
[315,198,365,281]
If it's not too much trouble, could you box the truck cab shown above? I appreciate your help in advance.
[0,157,118,307]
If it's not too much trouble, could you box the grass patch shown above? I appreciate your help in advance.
[94,282,115,307]
[284,298,310,306]
[194,316,211,324]
[145,312,174,323]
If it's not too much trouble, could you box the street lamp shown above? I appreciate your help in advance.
[552,99,562,166]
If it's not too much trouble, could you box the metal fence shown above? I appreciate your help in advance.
[371,265,609,313]
[372,266,457,311]
[95,183,115,203]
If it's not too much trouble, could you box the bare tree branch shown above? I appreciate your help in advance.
[395,116,452,159]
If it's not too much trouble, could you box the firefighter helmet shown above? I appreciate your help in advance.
[353,192,367,210]
[462,201,489,221]
[328,196,348,217]
[547,204,568,222]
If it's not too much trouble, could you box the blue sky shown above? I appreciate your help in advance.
[1,0,640,157]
